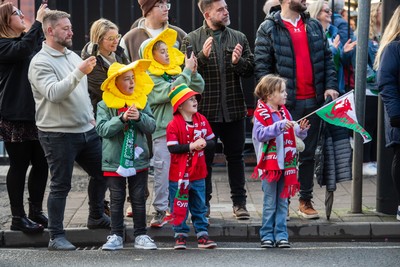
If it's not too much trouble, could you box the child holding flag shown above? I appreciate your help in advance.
[166,83,216,250]
[252,74,309,248]
[96,60,157,250]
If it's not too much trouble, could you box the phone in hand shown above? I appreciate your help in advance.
[186,45,193,57]
[42,0,48,4]
[91,43,99,57]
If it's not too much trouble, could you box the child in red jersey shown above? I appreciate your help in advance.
[166,83,216,250]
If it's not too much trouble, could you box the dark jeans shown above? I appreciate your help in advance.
[289,99,321,201]
[205,119,247,206]
[38,128,106,238]
[392,144,400,205]
[5,140,48,216]
[107,171,148,237]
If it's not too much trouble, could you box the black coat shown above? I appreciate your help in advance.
[0,21,44,121]
[254,11,338,109]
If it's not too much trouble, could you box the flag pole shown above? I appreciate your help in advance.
[296,90,354,123]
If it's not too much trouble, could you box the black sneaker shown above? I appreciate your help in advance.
[174,235,187,250]
[261,240,275,248]
[233,205,250,220]
[87,213,111,229]
[276,239,291,248]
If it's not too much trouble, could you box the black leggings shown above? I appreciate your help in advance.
[5,140,48,216]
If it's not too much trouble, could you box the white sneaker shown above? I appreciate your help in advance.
[397,206,400,221]
[102,234,123,251]
[363,162,377,176]
[134,235,157,250]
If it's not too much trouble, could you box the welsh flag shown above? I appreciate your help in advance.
[315,91,372,143]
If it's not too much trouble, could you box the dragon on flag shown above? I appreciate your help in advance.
[314,90,372,143]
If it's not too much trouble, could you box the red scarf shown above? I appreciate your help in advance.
[252,100,300,198]
[168,112,208,225]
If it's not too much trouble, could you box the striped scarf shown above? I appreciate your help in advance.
[252,100,300,198]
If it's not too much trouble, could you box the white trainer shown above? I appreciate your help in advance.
[134,235,157,250]
[363,162,377,176]
[102,234,123,251]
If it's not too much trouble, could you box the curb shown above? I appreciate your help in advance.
[2,222,400,248]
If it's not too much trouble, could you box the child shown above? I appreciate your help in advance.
[96,60,157,251]
[166,83,216,250]
[252,74,310,249]
[138,28,205,228]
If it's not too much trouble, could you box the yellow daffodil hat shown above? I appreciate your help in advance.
[101,59,154,109]
[139,28,185,76]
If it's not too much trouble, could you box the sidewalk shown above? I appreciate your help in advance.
[1,165,399,248]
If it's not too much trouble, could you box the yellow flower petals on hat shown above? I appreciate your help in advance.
[142,28,184,76]
[101,60,154,109]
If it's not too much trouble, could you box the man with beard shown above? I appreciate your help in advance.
[28,10,110,250]
[181,0,254,220]
[254,0,338,219]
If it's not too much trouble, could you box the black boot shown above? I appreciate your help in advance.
[28,202,48,228]
[10,215,44,234]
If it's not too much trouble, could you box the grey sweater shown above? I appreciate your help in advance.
[28,43,94,133]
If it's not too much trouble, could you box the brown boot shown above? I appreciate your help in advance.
[298,199,319,219]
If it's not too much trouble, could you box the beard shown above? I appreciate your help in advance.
[210,15,231,29]
[54,35,73,48]
[289,0,307,13]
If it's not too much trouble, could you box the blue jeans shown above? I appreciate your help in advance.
[259,177,288,242]
[289,99,321,200]
[107,171,148,237]
[38,128,106,239]
[205,119,247,206]
[169,179,208,237]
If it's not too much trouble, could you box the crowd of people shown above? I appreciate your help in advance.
[1,0,399,252]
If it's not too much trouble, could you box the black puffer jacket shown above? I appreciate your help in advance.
[254,11,338,109]
[315,122,352,191]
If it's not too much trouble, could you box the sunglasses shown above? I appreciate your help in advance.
[12,9,23,17]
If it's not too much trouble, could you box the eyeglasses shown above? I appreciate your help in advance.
[104,34,122,42]
[154,3,171,11]
[12,9,23,17]
[322,8,332,14]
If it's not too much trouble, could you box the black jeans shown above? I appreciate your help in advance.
[5,140,48,216]
[392,144,400,205]
[38,128,106,238]
[289,99,321,201]
[107,171,148,237]
[205,119,247,206]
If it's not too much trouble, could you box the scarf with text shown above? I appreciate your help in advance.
[252,100,299,198]
[116,107,143,177]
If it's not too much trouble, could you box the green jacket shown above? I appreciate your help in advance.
[96,101,156,172]
[147,67,204,140]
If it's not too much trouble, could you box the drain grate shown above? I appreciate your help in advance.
[76,246,101,250]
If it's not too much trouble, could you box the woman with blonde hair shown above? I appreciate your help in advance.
[81,18,130,115]
[0,2,48,233]
[376,5,400,221]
